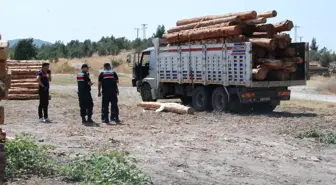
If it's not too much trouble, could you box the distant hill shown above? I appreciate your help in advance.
[8,39,52,48]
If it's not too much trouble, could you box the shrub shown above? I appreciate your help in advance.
[5,133,56,179]
[60,152,153,185]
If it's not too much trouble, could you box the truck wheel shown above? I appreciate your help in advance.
[211,87,228,112]
[252,103,277,113]
[141,83,156,102]
[192,86,212,111]
[180,96,192,106]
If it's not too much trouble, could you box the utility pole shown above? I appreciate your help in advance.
[294,24,301,42]
[134,28,140,39]
[299,36,303,42]
[141,24,148,39]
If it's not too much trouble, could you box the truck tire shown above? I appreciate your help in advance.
[192,86,212,111]
[252,103,277,113]
[211,87,229,112]
[140,83,156,102]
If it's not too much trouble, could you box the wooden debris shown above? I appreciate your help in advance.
[138,102,195,115]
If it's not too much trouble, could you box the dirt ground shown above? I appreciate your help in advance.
[2,75,336,185]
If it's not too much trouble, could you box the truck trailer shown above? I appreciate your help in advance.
[132,38,309,112]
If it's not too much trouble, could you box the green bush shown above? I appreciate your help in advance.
[5,134,153,184]
[5,133,56,179]
[111,59,122,68]
[60,152,153,185]
[297,129,336,144]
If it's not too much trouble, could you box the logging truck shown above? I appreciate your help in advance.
[132,38,309,112]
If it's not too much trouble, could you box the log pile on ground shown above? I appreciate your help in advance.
[138,102,195,115]
[7,60,45,100]
[164,10,302,81]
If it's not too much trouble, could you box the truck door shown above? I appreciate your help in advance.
[132,51,151,86]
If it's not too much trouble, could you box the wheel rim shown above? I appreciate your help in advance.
[144,89,151,100]
[196,93,204,107]
[214,92,224,110]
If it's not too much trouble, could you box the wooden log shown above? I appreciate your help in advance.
[245,17,267,25]
[7,60,47,63]
[7,94,40,100]
[166,26,241,44]
[10,79,37,83]
[7,63,42,66]
[10,75,37,79]
[176,10,257,26]
[10,82,38,89]
[257,58,283,69]
[284,48,296,57]
[257,10,277,18]
[0,41,9,61]
[273,20,294,32]
[8,88,38,94]
[283,57,303,64]
[249,38,277,50]
[284,62,297,72]
[252,32,274,38]
[252,24,275,33]
[274,70,290,81]
[253,48,266,58]
[168,16,240,33]
[10,69,39,75]
[252,65,269,81]
[138,102,195,114]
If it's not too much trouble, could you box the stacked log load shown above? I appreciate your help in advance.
[7,60,45,100]
[164,10,302,81]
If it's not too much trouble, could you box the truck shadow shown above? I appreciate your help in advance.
[238,111,317,118]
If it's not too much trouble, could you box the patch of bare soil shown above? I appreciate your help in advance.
[2,85,336,185]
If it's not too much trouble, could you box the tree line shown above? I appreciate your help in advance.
[309,37,336,68]
[8,25,336,69]
[9,25,166,61]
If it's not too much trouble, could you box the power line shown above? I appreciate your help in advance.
[294,24,301,42]
[141,24,148,39]
[134,28,140,39]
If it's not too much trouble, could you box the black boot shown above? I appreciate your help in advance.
[87,116,94,124]
[115,115,121,124]
[110,114,115,122]
[81,117,87,124]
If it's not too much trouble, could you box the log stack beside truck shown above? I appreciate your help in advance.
[132,10,309,112]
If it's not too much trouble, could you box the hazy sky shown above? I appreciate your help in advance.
[2,0,334,50]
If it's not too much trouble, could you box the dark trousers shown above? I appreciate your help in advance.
[78,93,93,118]
[102,93,119,120]
[38,89,49,119]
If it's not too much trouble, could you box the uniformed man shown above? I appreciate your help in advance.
[37,63,52,123]
[77,64,94,124]
[98,63,120,124]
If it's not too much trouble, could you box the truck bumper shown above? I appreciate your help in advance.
[238,90,291,104]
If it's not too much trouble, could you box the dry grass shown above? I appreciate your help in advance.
[52,73,131,87]
[282,99,336,110]
[50,51,133,75]
[308,75,336,94]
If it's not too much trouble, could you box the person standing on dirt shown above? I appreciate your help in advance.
[37,63,52,123]
[98,63,120,124]
[77,64,94,124]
